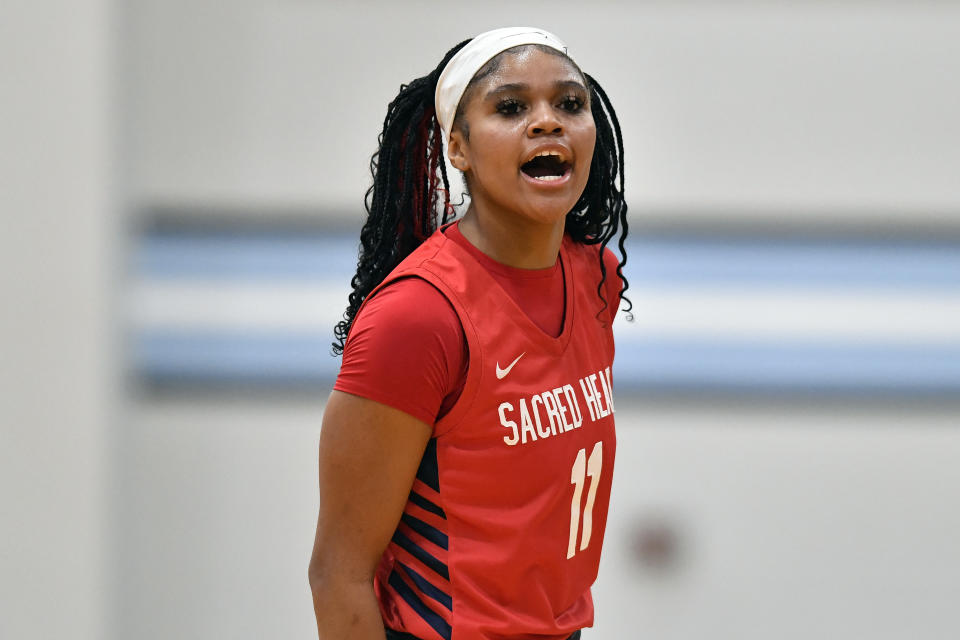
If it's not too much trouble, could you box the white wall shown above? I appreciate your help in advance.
[127,2,960,225]
[0,2,117,639]
[594,404,960,640]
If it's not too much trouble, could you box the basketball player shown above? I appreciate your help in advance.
[309,27,631,640]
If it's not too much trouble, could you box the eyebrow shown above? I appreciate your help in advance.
[484,79,588,100]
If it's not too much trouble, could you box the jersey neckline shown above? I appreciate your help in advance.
[436,221,576,354]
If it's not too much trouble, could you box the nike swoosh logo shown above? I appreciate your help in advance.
[496,352,526,380]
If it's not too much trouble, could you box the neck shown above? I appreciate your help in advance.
[458,205,565,269]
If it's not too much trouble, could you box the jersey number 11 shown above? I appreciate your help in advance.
[567,441,603,559]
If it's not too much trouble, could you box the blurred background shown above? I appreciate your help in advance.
[3,1,960,639]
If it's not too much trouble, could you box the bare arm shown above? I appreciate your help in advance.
[309,390,433,639]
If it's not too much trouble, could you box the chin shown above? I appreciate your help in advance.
[518,202,577,227]
[516,179,587,221]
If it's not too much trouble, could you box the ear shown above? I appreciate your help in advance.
[447,128,470,172]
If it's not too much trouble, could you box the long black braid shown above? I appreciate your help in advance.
[571,73,632,323]
[333,41,631,355]
[332,40,469,355]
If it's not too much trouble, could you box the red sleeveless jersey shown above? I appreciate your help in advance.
[357,227,617,640]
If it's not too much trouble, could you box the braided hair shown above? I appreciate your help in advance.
[333,40,631,355]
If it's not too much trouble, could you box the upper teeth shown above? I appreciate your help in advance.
[532,151,566,163]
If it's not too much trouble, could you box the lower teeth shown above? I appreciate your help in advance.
[534,175,563,182]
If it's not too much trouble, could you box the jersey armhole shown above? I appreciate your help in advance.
[421,272,484,439]
[336,274,468,429]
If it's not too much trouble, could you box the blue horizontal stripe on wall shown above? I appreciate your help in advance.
[135,231,960,289]
[133,331,342,380]
[614,338,960,392]
[132,332,960,394]
[130,228,960,394]
[136,233,353,281]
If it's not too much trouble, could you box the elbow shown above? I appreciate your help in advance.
[308,560,378,623]
[308,558,373,597]
[307,557,329,595]
[308,537,379,605]
[308,542,336,594]
[308,562,338,617]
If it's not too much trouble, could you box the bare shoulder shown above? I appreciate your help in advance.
[322,389,432,445]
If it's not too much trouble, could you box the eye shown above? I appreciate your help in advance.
[496,98,524,116]
[559,95,585,112]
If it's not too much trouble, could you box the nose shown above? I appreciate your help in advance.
[526,101,562,137]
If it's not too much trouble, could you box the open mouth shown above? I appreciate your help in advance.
[520,152,572,182]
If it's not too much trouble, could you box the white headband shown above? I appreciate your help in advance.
[434,27,569,145]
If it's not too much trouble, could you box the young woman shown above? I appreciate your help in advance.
[309,27,630,640]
